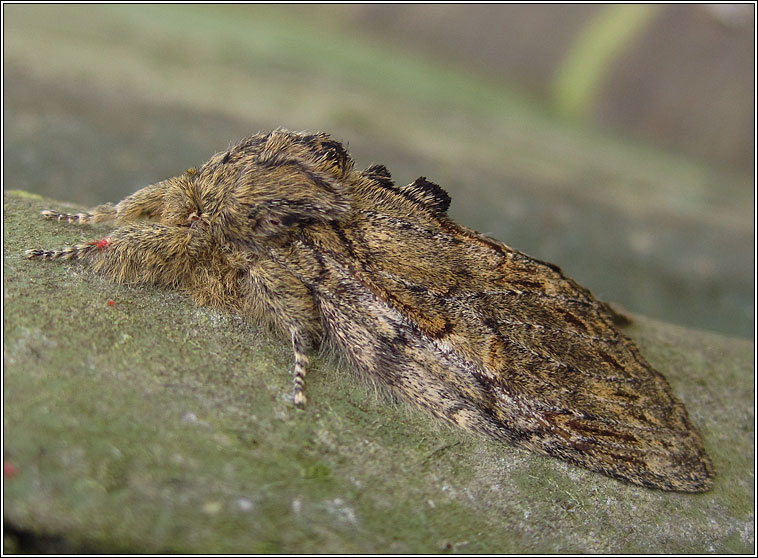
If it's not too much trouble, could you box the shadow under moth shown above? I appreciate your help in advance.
[26,129,714,492]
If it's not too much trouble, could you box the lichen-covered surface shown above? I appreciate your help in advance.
[3,191,754,553]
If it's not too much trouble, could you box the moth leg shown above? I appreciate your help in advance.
[27,222,203,288]
[41,206,117,225]
[242,257,322,409]
[290,329,310,408]
[41,177,174,225]
[25,242,101,261]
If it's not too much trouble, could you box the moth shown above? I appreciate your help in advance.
[26,129,714,492]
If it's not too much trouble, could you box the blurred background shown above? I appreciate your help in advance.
[4,4,754,338]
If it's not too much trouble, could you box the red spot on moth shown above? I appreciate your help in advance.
[107,300,116,306]
[88,237,112,249]
[4,461,18,477]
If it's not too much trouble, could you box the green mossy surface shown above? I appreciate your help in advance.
[3,191,754,553]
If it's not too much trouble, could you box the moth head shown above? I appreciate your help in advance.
[161,168,208,230]
[224,130,356,243]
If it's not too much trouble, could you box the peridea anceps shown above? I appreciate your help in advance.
[26,129,714,492]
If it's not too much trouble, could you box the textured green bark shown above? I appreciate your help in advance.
[3,191,754,553]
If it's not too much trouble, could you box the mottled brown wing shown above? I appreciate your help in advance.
[283,178,713,491]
